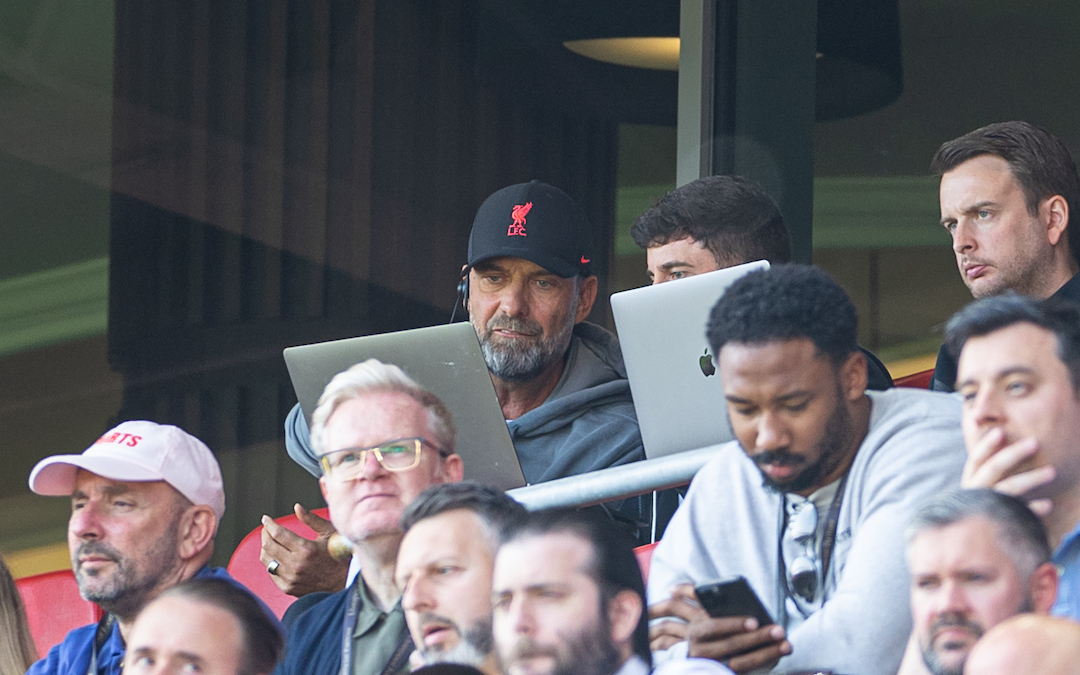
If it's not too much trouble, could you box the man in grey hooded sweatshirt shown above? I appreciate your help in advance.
[273,181,656,595]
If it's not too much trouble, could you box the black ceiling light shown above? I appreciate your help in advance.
[475,0,902,125]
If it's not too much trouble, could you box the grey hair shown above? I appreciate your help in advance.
[906,488,1051,580]
[309,358,456,458]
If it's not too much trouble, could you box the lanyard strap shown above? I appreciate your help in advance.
[87,613,116,675]
[776,473,848,625]
[819,473,848,582]
[341,581,362,675]
[340,581,412,675]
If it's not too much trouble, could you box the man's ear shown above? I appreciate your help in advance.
[575,275,599,323]
[606,589,643,649]
[1043,195,1069,247]
[177,505,217,561]
[1030,561,1060,614]
[840,350,869,401]
[439,453,465,483]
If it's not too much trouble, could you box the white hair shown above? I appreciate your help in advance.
[309,359,456,458]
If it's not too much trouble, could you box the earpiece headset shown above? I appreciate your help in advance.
[450,269,470,323]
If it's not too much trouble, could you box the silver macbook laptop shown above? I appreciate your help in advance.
[283,322,526,490]
[611,260,770,458]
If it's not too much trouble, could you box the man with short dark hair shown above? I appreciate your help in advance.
[126,578,284,675]
[898,489,1057,675]
[647,265,965,675]
[631,175,790,284]
[630,175,892,391]
[492,507,652,675]
[26,421,272,675]
[931,121,1080,391]
[943,294,1080,619]
[395,482,526,675]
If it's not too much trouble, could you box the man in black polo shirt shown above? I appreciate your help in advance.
[931,121,1080,392]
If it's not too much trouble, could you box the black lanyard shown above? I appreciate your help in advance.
[776,474,848,626]
[340,580,412,675]
[87,613,116,675]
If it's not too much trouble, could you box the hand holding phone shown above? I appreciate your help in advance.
[695,576,774,627]
[650,582,790,673]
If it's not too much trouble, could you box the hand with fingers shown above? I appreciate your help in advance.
[259,503,349,597]
[648,584,791,674]
[962,427,1056,516]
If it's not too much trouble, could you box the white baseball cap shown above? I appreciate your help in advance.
[28,420,226,521]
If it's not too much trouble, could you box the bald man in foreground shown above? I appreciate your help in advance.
[963,614,1080,674]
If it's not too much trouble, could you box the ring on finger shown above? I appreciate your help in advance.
[267,559,281,576]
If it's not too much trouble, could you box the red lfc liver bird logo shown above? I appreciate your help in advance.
[508,202,532,236]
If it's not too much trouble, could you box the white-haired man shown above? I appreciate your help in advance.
[275,359,464,675]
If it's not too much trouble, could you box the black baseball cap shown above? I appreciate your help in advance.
[466,180,594,278]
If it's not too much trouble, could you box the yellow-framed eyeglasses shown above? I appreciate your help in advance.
[318,437,446,478]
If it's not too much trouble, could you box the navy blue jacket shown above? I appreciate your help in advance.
[275,585,349,675]
[27,566,277,675]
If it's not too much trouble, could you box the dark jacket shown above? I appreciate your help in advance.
[26,566,276,675]
[931,273,1080,392]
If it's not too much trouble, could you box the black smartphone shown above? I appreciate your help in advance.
[695,576,774,626]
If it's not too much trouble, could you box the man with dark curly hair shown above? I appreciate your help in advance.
[646,265,966,675]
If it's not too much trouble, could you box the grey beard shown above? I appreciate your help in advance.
[74,516,182,621]
[417,616,493,668]
[476,311,576,384]
[480,332,566,383]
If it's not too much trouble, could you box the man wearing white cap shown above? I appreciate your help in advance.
[26,420,272,675]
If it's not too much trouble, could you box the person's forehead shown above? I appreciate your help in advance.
[648,236,711,256]
[909,516,1011,570]
[647,237,720,264]
[323,391,432,449]
[473,256,558,277]
[130,595,242,655]
[958,322,1063,380]
[398,510,492,571]
[72,469,172,498]
[719,338,834,384]
[494,531,594,589]
[942,154,1023,197]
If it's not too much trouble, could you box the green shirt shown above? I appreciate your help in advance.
[349,578,412,675]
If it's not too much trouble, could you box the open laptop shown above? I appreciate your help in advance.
[611,260,769,458]
[283,322,526,490]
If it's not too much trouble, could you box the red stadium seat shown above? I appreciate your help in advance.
[227,507,331,619]
[634,542,658,581]
[16,569,102,656]
[894,368,933,389]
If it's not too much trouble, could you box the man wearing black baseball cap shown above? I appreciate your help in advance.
[276,182,654,596]
[459,181,645,492]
